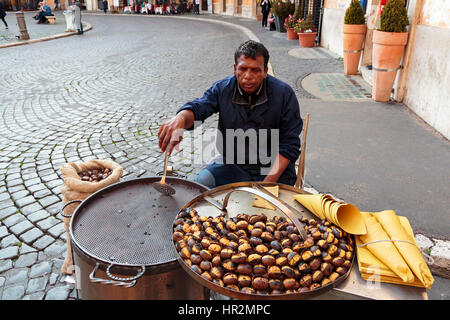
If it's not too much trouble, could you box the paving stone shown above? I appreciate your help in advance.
[14,252,38,268]
[15,195,36,208]
[415,234,435,251]
[38,195,60,208]
[44,241,67,257]
[33,235,55,250]
[26,276,48,294]
[28,184,47,194]
[430,239,450,279]
[36,216,60,231]
[48,223,65,238]
[2,213,26,227]
[20,228,44,244]
[0,225,8,239]
[45,285,71,300]
[10,220,34,236]
[30,261,52,278]
[0,259,13,273]
[2,285,25,300]
[0,276,4,286]
[5,268,28,285]
[49,273,59,286]
[24,178,42,187]
[22,291,45,300]
[11,190,30,202]
[46,203,62,215]
[1,234,20,247]
[0,246,19,260]
[27,209,51,223]
[0,206,18,220]
[21,202,44,216]
[20,243,37,254]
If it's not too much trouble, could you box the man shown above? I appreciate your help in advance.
[73,0,83,35]
[37,1,53,24]
[194,0,200,14]
[260,0,271,28]
[158,41,302,188]
[0,2,7,30]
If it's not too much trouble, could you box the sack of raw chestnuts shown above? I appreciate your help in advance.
[59,159,123,274]
[173,209,354,296]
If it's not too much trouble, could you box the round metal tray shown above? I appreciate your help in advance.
[172,181,355,300]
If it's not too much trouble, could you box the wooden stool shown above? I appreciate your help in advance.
[46,16,56,24]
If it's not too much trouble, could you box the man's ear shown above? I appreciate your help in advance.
[234,64,237,76]
[264,66,269,78]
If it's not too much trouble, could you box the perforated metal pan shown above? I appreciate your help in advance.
[173,181,355,300]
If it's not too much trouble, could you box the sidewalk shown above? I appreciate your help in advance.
[0,11,90,48]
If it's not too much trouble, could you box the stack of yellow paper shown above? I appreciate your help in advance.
[252,186,279,210]
[293,193,367,235]
[357,211,434,289]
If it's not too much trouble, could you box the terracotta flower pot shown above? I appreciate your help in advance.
[343,24,367,75]
[372,30,409,102]
[287,28,299,40]
[298,32,317,48]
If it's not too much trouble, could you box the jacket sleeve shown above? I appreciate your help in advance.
[176,81,221,131]
[278,88,302,163]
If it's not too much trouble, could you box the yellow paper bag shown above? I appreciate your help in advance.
[360,213,415,283]
[372,210,434,289]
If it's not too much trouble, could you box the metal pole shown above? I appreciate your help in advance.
[16,11,30,40]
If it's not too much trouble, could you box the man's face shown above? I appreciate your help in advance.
[234,55,268,95]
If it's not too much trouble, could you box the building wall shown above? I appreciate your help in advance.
[320,0,450,140]
[399,0,450,139]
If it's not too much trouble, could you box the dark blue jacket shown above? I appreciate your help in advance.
[177,74,302,185]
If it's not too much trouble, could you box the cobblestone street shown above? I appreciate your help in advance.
[1,13,449,300]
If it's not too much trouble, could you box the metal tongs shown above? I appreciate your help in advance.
[202,184,307,241]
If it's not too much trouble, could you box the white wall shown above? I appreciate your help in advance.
[320,7,345,57]
[401,25,450,139]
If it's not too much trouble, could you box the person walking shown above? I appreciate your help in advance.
[103,0,108,13]
[73,0,83,35]
[0,2,8,30]
[260,0,271,28]
[194,0,200,15]
[54,0,59,10]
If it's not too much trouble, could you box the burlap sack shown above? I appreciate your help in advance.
[60,159,123,274]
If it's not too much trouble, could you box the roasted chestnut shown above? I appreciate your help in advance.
[320,262,333,277]
[200,260,212,271]
[237,220,249,230]
[287,252,301,267]
[336,266,348,275]
[180,247,191,259]
[312,270,323,283]
[301,250,313,262]
[236,263,253,275]
[275,256,288,266]
[261,255,276,266]
[191,254,202,265]
[251,228,263,237]
[211,255,222,266]
[190,265,202,275]
[253,264,266,275]
[332,257,344,267]
[281,266,296,278]
[211,266,224,279]
[309,258,321,270]
[255,244,269,255]
[201,238,211,248]
[252,277,269,290]
[208,244,222,255]
[238,243,252,253]
[223,259,237,272]
[310,283,321,290]
[300,274,313,287]
[201,271,212,281]
[298,262,311,274]
[237,275,252,287]
[329,272,340,281]
[248,253,262,265]
[283,278,298,290]
[270,241,282,251]
[226,284,239,291]
[241,287,255,294]
[231,252,247,264]
[220,248,234,259]
[269,279,283,290]
[223,273,238,285]
[261,231,274,243]
[267,265,282,278]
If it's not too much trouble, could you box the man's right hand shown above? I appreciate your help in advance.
[157,110,194,155]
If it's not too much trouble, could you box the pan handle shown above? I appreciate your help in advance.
[221,187,306,240]
[89,263,146,288]
[60,200,83,218]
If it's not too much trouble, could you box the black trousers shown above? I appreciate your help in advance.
[1,16,7,27]
[262,12,269,27]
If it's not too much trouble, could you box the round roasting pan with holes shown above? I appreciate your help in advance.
[67,176,210,300]
[172,182,355,300]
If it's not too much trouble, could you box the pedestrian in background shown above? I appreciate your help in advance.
[54,0,59,10]
[194,0,200,15]
[260,0,271,28]
[103,0,108,13]
[0,2,8,30]
[73,0,83,35]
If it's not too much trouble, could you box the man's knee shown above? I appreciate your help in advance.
[195,168,216,189]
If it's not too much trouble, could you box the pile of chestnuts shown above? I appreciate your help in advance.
[77,168,112,183]
[173,208,354,296]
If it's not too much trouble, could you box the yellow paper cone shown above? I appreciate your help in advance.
[372,210,434,289]
[360,214,415,283]
[293,194,326,219]
[334,203,367,235]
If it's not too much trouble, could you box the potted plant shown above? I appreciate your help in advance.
[296,14,316,47]
[372,0,409,102]
[271,0,295,33]
[285,4,302,40]
[343,0,367,75]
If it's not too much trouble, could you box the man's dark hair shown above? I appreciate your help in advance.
[234,40,270,69]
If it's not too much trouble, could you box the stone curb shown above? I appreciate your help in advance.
[0,22,92,49]
[305,185,450,279]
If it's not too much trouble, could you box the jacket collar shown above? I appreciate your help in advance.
[232,78,268,108]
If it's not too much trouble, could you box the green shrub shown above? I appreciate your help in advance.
[293,3,303,21]
[344,0,366,25]
[379,0,409,32]
[270,0,295,17]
